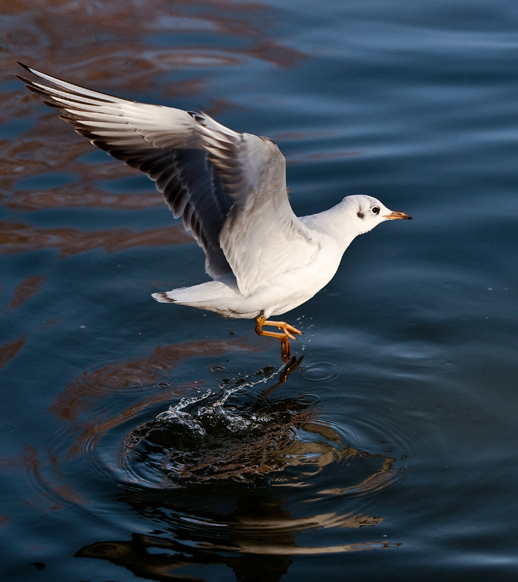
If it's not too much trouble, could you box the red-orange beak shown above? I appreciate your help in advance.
[384,210,413,220]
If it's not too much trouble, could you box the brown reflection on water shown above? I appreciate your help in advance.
[5,0,305,75]
[23,445,88,510]
[2,0,306,113]
[0,334,26,371]
[0,445,87,516]
[83,535,397,581]
[51,338,248,419]
[77,534,398,581]
[0,221,192,256]
[320,455,400,496]
[76,535,211,582]
[8,275,45,309]
[76,527,399,582]
[5,187,164,212]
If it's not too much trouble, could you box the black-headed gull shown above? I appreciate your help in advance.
[18,63,412,361]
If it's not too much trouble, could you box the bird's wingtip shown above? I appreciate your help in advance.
[17,62,34,74]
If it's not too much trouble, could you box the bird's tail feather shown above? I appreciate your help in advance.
[152,291,176,304]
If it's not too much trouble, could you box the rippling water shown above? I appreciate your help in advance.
[1,0,518,580]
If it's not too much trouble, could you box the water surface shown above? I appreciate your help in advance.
[1,0,518,580]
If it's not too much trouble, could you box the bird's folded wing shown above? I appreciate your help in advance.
[18,64,318,293]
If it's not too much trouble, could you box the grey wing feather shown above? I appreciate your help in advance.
[18,63,232,278]
[18,63,318,293]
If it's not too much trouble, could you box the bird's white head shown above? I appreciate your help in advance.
[343,194,412,235]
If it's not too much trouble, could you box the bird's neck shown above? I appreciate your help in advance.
[300,200,361,253]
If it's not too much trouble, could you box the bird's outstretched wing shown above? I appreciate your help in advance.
[18,63,318,294]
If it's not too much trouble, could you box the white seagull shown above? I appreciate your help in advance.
[18,63,412,361]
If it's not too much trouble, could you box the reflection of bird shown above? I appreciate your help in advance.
[19,63,412,361]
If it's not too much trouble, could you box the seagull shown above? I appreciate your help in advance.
[18,63,412,362]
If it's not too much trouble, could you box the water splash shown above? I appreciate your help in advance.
[153,362,288,436]
[114,362,403,494]
[155,389,213,436]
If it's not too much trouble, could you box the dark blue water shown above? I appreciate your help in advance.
[1,0,518,580]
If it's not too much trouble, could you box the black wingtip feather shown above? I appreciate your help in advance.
[17,62,31,73]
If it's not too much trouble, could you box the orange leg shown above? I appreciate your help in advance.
[255,315,302,362]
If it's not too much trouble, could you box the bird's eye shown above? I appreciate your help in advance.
[372,206,380,215]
